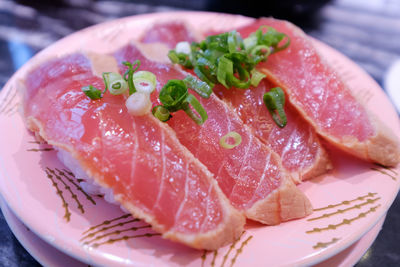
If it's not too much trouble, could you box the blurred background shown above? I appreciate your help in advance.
[0,0,399,266]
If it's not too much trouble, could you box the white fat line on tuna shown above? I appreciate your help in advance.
[129,120,139,186]
[174,161,189,223]
[215,157,227,180]
[303,126,315,169]
[199,183,214,232]
[153,129,166,209]
[223,101,233,133]
[281,128,296,164]
[251,153,272,203]
[229,133,253,199]
[194,124,204,157]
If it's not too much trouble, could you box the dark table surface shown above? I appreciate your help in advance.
[0,0,399,266]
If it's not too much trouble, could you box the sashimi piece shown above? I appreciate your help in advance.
[21,53,245,250]
[114,43,313,224]
[237,18,400,166]
[140,20,199,49]
[141,20,332,182]
[213,81,331,183]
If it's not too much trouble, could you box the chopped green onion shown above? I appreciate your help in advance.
[82,85,103,100]
[168,25,289,93]
[123,60,141,95]
[132,71,157,94]
[159,80,188,112]
[103,72,128,95]
[152,105,171,122]
[168,50,193,68]
[167,26,290,128]
[227,31,241,53]
[195,57,218,85]
[250,69,266,87]
[182,94,208,125]
[250,45,271,58]
[175,41,191,54]
[183,75,212,98]
[125,92,152,116]
[220,131,242,149]
[243,34,257,51]
[156,79,208,125]
[194,65,215,88]
[263,87,287,128]
[217,56,232,88]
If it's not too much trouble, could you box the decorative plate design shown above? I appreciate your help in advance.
[0,12,399,267]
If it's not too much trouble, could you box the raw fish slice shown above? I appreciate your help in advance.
[213,81,331,183]
[22,53,244,250]
[140,21,331,182]
[237,18,400,166]
[140,20,199,49]
[114,44,312,224]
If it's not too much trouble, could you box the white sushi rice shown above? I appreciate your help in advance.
[56,148,128,212]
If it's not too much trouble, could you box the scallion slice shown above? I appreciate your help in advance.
[152,105,171,122]
[103,72,128,95]
[82,85,103,100]
[183,75,212,98]
[217,56,232,89]
[156,79,208,125]
[159,80,188,112]
[250,69,266,87]
[132,71,157,94]
[125,92,152,116]
[182,94,208,125]
[220,131,242,149]
[175,41,191,55]
[123,60,140,95]
[263,87,287,128]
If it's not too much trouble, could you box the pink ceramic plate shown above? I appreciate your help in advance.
[0,193,385,267]
[0,195,85,267]
[0,12,399,267]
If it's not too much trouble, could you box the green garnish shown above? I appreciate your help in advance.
[169,27,290,91]
[152,105,171,122]
[263,87,287,128]
[102,72,128,95]
[168,50,193,68]
[82,60,141,99]
[123,60,141,95]
[250,69,266,87]
[156,79,207,125]
[220,131,242,149]
[82,85,103,100]
[82,26,290,128]
[132,71,157,94]
[168,26,290,128]
[183,75,212,99]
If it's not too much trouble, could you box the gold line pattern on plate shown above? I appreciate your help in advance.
[27,148,55,152]
[306,204,381,234]
[307,197,381,221]
[201,231,253,267]
[45,167,96,222]
[27,139,54,152]
[371,163,398,181]
[81,214,159,248]
[45,168,71,222]
[312,238,340,250]
[313,192,377,212]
